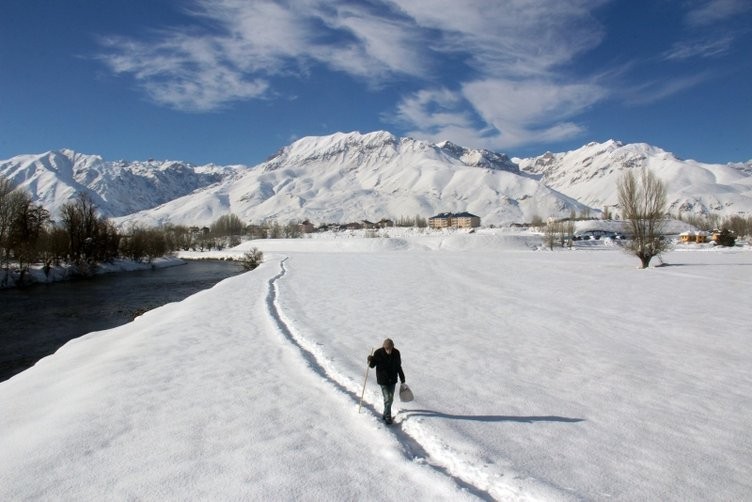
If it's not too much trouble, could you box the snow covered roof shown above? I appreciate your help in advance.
[429,211,480,219]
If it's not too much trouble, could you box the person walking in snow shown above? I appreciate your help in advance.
[368,338,405,424]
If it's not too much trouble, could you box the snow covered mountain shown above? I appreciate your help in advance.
[0,149,245,218]
[111,131,584,227]
[517,140,752,217]
[2,132,751,227]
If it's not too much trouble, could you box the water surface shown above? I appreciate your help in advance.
[0,260,243,382]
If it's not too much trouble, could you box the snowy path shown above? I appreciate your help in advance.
[265,256,561,501]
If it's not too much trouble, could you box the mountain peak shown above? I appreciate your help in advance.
[262,130,402,172]
[290,130,398,150]
[436,140,518,173]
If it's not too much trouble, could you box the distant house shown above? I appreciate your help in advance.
[377,218,394,228]
[428,212,481,229]
[300,220,315,234]
[680,231,708,243]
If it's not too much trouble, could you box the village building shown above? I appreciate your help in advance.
[679,230,708,243]
[428,212,481,229]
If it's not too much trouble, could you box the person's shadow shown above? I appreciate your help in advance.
[401,409,585,423]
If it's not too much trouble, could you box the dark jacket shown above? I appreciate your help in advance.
[369,347,405,386]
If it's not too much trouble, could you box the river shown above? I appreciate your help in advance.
[0,260,244,383]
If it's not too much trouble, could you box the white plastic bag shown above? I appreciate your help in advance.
[399,383,414,402]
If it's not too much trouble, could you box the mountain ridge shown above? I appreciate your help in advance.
[516,140,752,216]
[2,131,751,227]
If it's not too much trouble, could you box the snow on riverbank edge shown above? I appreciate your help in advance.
[1,256,186,289]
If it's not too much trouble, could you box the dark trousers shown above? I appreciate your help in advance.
[380,383,396,419]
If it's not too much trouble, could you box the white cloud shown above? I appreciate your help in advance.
[384,0,612,149]
[662,36,734,60]
[392,79,606,150]
[469,79,601,126]
[98,0,429,110]
[99,34,270,112]
[98,0,613,149]
[387,0,608,77]
[684,0,751,27]
[391,88,472,131]
[656,1,749,65]
[310,2,429,79]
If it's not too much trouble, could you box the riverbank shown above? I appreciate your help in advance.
[0,256,186,289]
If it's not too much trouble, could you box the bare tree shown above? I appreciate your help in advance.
[284,220,302,238]
[210,213,245,237]
[9,200,49,282]
[723,215,751,238]
[0,182,50,282]
[59,193,119,268]
[617,168,670,268]
[564,218,576,248]
[0,178,21,270]
[543,219,559,250]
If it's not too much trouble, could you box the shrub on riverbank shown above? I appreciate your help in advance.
[240,248,263,271]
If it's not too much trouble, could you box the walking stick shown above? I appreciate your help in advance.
[358,348,374,413]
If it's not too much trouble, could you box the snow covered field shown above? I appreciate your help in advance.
[1,230,750,501]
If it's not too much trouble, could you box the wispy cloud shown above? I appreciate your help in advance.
[311,2,430,80]
[98,0,612,147]
[99,33,270,112]
[622,72,714,106]
[463,79,605,148]
[662,35,734,61]
[392,89,472,130]
[390,78,607,150]
[387,0,608,77]
[98,0,429,110]
[386,0,611,148]
[684,0,751,27]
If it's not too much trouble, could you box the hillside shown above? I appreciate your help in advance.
[0,149,245,218]
[517,141,752,217]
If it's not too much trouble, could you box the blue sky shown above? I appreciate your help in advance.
[1,0,750,165]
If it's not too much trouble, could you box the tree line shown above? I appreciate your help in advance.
[0,178,271,285]
[1,179,120,284]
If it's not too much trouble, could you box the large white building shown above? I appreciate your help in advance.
[428,212,481,229]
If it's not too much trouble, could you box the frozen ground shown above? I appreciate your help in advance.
[1,229,750,501]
